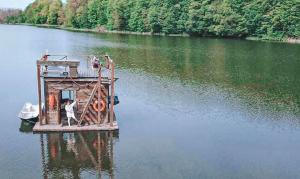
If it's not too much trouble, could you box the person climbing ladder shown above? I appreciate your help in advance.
[65,99,79,126]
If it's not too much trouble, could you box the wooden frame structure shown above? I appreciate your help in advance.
[33,54,118,132]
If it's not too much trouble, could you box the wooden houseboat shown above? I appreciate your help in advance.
[33,54,118,132]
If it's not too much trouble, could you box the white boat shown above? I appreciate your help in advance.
[18,103,43,123]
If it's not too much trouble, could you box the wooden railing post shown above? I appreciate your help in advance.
[98,65,102,125]
[37,64,42,125]
[109,62,115,127]
[97,132,102,177]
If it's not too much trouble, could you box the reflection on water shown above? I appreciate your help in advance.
[19,121,35,133]
[19,121,118,178]
[92,36,300,116]
[39,131,118,179]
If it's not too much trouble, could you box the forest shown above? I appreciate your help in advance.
[0,8,22,23]
[2,0,300,40]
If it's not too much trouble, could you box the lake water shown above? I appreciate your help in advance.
[0,24,300,179]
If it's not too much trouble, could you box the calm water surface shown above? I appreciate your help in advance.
[0,24,300,179]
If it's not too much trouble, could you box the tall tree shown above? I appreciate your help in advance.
[48,0,63,25]
[147,0,163,33]
[87,0,108,28]
[65,0,88,28]
[128,0,150,32]
[186,0,212,35]
[107,0,132,30]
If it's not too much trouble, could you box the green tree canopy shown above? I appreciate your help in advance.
[4,0,300,40]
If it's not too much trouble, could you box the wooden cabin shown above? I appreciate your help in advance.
[33,55,118,132]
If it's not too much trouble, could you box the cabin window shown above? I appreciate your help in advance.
[61,90,75,101]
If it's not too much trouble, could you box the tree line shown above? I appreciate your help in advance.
[3,0,300,40]
[0,8,22,23]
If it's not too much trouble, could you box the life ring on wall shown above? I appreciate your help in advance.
[49,94,56,110]
[93,100,105,112]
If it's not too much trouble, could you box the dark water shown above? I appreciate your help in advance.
[0,24,300,179]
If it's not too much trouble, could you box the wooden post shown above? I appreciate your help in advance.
[57,92,61,125]
[37,64,43,125]
[104,55,110,69]
[109,62,115,127]
[44,82,48,125]
[40,134,48,179]
[97,132,102,177]
[98,66,102,125]
[109,131,115,179]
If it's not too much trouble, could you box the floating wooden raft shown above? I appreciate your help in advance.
[33,54,118,132]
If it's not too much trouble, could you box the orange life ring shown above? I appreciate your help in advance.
[93,100,105,112]
[49,94,56,110]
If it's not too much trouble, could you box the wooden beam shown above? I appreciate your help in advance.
[98,66,102,126]
[109,63,115,127]
[97,132,102,178]
[57,92,61,124]
[40,134,48,179]
[37,64,43,125]
[44,82,48,125]
[37,60,80,67]
[43,77,118,84]
[109,131,115,179]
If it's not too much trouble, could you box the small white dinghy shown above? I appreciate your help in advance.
[18,103,42,124]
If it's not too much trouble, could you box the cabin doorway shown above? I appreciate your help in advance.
[60,90,76,125]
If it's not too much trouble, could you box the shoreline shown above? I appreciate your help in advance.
[4,23,300,44]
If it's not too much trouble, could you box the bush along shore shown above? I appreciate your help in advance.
[2,0,300,43]
[9,23,299,44]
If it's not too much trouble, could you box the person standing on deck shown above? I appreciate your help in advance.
[65,100,79,126]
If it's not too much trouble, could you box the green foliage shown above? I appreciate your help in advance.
[147,0,163,33]
[128,0,150,32]
[65,0,89,28]
[106,0,133,30]
[87,0,108,28]
[4,0,300,40]
[244,0,300,39]
[25,0,50,24]
[48,0,63,25]
[186,0,212,35]
[209,1,248,37]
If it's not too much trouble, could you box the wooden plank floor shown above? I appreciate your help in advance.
[33,121,118,132]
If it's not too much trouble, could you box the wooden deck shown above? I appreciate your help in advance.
[33,121,118,132]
